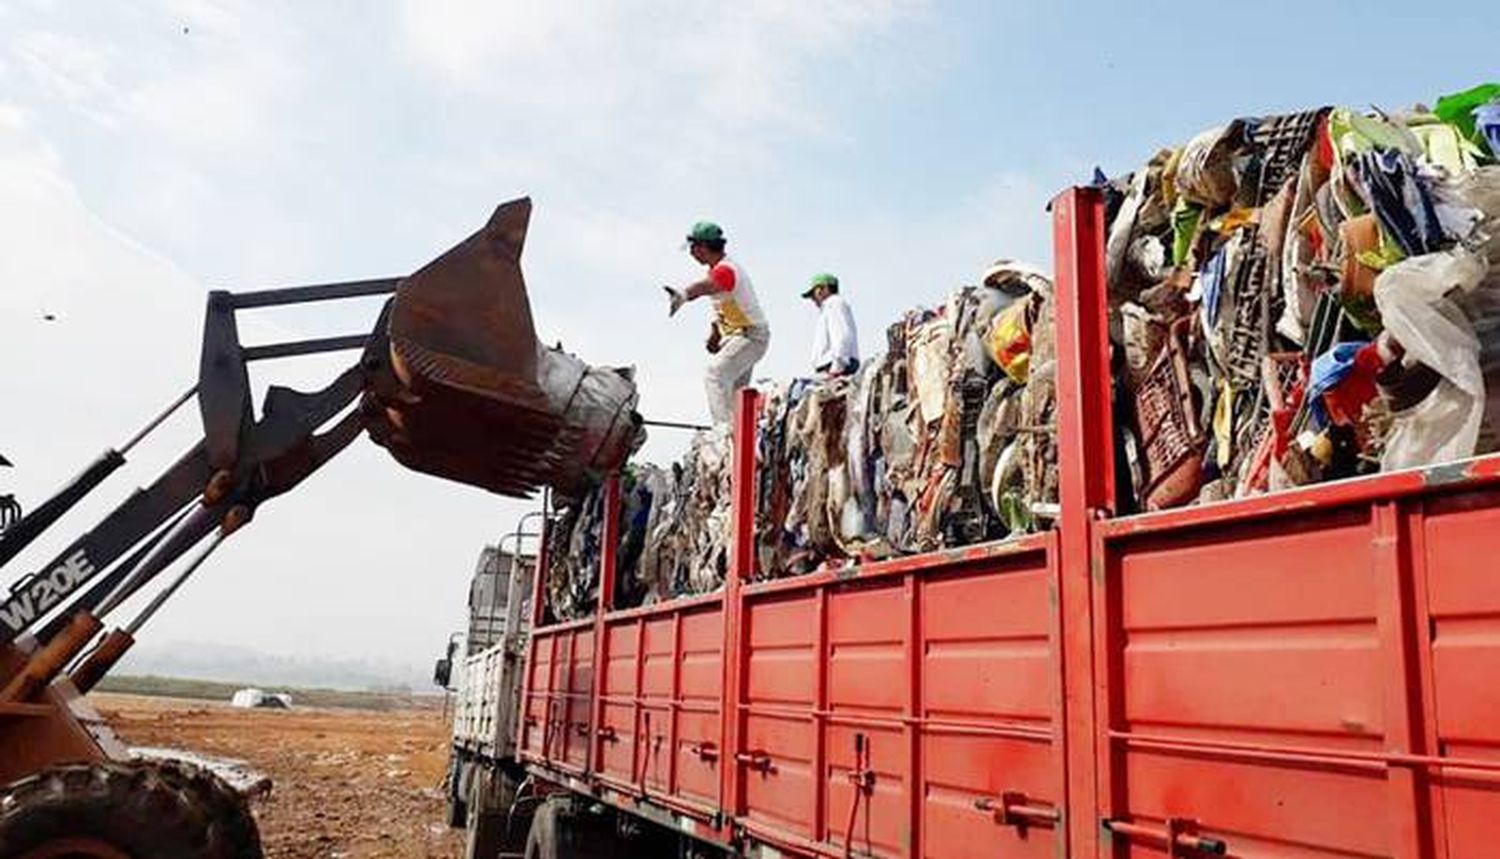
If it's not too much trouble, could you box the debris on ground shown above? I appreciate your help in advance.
[230,687,293,709]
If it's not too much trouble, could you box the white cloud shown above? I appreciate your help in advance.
[12,30,116,114]
[0,2,324,281]
[0,105,200,426]
[8,4,305,156]
[394,0,931,172]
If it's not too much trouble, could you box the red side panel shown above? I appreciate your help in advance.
[677,602,727,810]
[1096,477,1500,858]
[520,622,594,774]
[638,614,675,793]
[735,538,1063,859]
[920,558,1060,859]
[825,582,907,857]
[597,620,639,786]
[1101,507,1389,856]
[1420,489,1500,853]
[740,591,819,840]
[530,595,728,820]
[563,627,594,772]
[520,629,554,759]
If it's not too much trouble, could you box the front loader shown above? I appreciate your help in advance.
[0,198,638,859]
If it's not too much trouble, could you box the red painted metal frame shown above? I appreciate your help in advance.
[724,388,759,824]
[1051,186,1113,859]
[588,475,622,776]
[517,394,763,849]
[591,594,728,821]
[1091,472,1500,857]
[1100,455,1500,540]
[517,515,550,767]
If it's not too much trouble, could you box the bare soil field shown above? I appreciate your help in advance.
[89,692,462,859]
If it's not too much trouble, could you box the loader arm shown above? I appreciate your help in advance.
[0,197,643,788]
[0,295,385,650]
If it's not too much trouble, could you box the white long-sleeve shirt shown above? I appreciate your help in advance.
[811,293,859,372]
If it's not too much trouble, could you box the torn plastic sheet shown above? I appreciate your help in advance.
[1435,82,1500,146]
[1177,123,1245,208]
[535,345,645,498]
[1374,247,1491,468]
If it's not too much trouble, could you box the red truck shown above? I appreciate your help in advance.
[447,188,1500,859]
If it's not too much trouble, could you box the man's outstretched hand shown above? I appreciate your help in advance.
[664,286,686,317]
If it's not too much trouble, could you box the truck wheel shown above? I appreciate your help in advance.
[523,797,646,859]
[522,797,564,859]
[0,760,263,859]
[463,769,514,859]
[446,760,469,829]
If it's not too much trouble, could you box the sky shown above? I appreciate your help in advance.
[0,0,1495,679]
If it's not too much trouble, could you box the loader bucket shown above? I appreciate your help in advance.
[362,197,642,498]
[363,197,567,497]
[388,198,544,407]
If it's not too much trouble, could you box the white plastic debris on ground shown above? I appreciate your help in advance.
[230,687,292,709]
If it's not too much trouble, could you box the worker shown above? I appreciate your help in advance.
[664,221,771,425]
[802,272,859,377]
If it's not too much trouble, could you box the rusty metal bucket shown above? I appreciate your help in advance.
[363,198,563,496]
[362,197,640,498]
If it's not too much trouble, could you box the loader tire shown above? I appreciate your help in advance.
[0,760,263,859]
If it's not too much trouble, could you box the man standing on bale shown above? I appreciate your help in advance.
[664,221,771,424]
[803,272,859,377]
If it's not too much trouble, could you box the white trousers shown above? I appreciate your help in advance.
[705,327,770,424]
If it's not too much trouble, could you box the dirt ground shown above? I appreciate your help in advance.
[90,692,463,859]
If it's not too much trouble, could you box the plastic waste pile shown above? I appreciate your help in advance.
[632,431,733,603]
[1101,82,1500,509]
[544,482,608,621]
[754,262,1059,579]
[545,430,732,619]
[544,262,1061,609]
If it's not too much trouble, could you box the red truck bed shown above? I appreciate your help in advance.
[518,189,1500,858]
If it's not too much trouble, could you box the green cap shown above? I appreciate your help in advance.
[685,221,724,244]
[802,272,838,298]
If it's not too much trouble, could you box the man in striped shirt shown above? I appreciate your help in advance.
[664,221,772,425]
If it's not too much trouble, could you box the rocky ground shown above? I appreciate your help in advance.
[90,692,463,859]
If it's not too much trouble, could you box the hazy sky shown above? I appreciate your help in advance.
[1,0,1494,674]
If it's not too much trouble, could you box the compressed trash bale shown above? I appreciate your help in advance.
[1101,86,1500,510]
